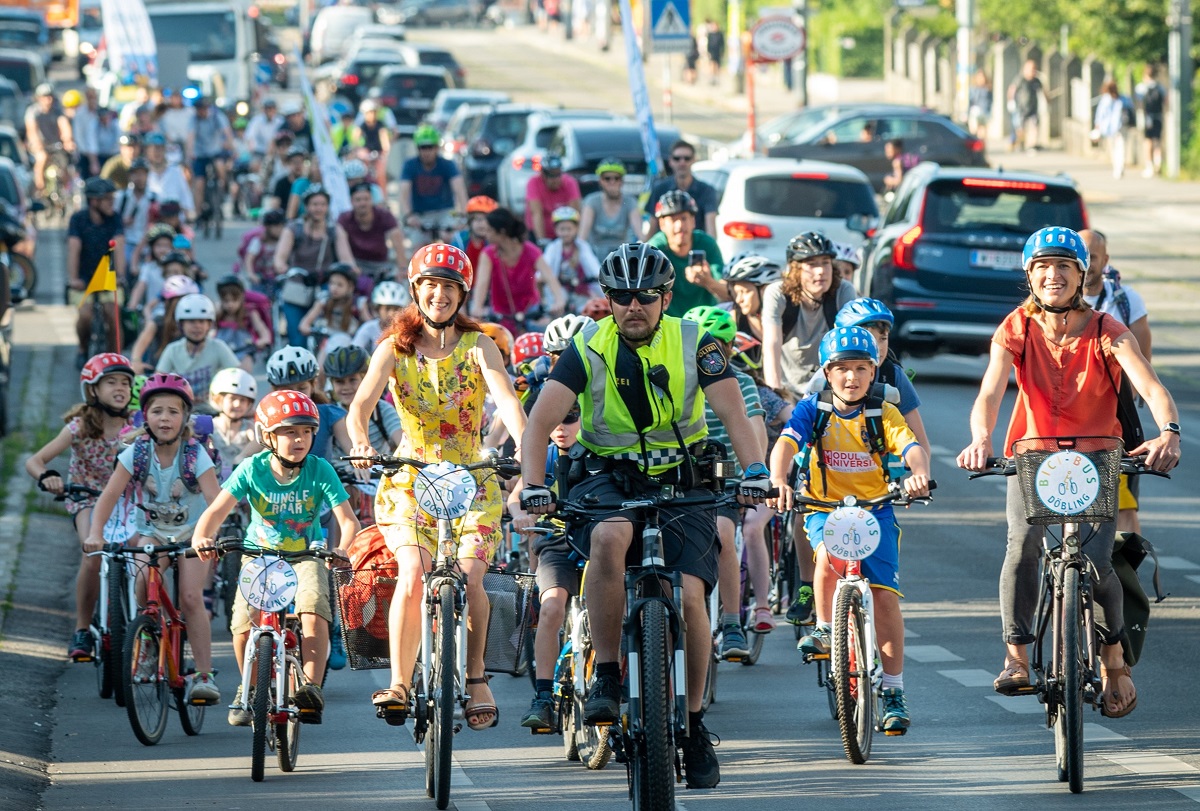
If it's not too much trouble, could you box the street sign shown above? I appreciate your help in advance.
[750,16,804,62]
[649,0,691,54]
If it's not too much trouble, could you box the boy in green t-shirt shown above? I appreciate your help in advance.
[194,390,360,726]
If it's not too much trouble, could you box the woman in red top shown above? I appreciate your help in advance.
[957,227,1180,719]
[469,207,566,335]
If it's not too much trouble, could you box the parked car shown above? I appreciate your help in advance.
[372,65,452,136]
[720,104,853,160]
[0,125,30,194]
[309,5,375,65]
[858,164,1087,357]
[692,158,878,265]
[497,108,628,215]
[348,24,408,46]
[382,0,483,27]
[455,103,551,200]
[319,49,410,112]
[0,48,47,107]
[765,105,987,192]
[426,88,511,132]
[0,10,51,71]
[391,43,467,88]
[440,102,489,162]
[549,120,681,200]
[0,78,23,130]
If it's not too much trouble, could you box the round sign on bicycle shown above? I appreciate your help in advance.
[1034,451,1100,515]
[414,461,479,520]
[821,507,881,561]
[239,556,299,613]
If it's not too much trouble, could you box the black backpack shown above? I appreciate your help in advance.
[799,384,891,497]
[1142,83,1164,116]
[781,294,840,338]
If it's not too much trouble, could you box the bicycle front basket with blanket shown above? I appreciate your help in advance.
[335,525,399,670]
[1012,436,1122,526]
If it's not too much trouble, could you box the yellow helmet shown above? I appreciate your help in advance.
[62,89,83,108]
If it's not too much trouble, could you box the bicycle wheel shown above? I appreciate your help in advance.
[1056,566,1085,793]
[276,653,302,772]
[10,252,36,299]
[87,300,109,357]
[123,615,169,746]
[631,599,674,811]
[821,659,839,720]
[700,643,717,711]
[175,628,206,735]
[833,587,873,764]
[108,559,129,707]
[251,634,273,782]
[425,582,455,809]
[572,646,612,770]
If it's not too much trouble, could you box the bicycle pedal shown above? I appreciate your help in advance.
[724,655,745,663]
[883,728,906,737]
[802,652,829,663]
[529,727,555,735]
[188,697,219,707]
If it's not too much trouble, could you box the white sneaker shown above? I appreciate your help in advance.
[1142,165,1155,178]
[188,672,220,705]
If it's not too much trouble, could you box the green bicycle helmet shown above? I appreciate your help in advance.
[595,157,627,176]
[683,305,737,344]
[413,124,440,147]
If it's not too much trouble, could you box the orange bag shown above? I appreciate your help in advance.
[340,526,397,643]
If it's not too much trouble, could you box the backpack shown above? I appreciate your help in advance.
[1142,83,1164,116]
[1097,269,1132,325]
[233,226,264,275]
[799,384,891,497]
[780,294,841,340]
[1120,98,1136,131]
[128,433,211,494]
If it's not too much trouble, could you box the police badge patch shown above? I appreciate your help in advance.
[697,342,728,375]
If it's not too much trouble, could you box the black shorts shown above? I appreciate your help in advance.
[536,545,583,597]
[1144,116,1163,140]
[566,472,719,588]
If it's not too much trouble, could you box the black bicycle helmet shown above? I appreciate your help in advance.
[326,262,356,285]
[84,177,116,199]
[725,253,783,287]
[322,345,370,379]
[216,274,245,294]
[262,208,286,226]
[128,157,150,172]
[598,243,675,292]
[787,231,836,263]
[653,189,698,218]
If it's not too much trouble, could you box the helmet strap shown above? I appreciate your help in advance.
[831,388,868,410]
[98,401,130,418]
[145,424,181,447]
[261,433,308,472]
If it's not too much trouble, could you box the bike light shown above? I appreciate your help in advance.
[892,225,922,270]
[723,221,773,240]
[341,74,360,87]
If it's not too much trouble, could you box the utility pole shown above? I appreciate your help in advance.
[795,0,808,106]
[1167,0,1193,178]
[955,0,974,124]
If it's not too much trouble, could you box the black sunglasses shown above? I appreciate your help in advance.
[562,410,581,425]
[670,154,694,162]
[608,289,663,307]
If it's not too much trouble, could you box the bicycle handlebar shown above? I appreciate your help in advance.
[341,454,521,480]
[791,480,937,512]
[210,537,348,564]
[555,490,742,523]
[46,483,101,502]
[969,456,1171,480]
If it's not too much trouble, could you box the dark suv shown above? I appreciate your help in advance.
[858,164,1088,357]
[372,65,451,135]
[456,103,549,199]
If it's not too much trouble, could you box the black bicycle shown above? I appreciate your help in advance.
[199,162,225,239]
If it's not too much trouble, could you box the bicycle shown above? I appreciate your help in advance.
[42,145,73,221]
[969,436,1166,793]
[199,161,225,239]
[211,508,246,632]
[793,480,934,764]
[342,451,520,811]
[217,539,343,782]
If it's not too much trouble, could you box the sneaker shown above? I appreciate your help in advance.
[328,621,347,671]
[68,629,94,661]
[188,672,220,705]
[583,673,622,725]
[786,586,815,626]
[228,685,252,727]
[681,721,721,788]
[881,687,911,732]
[294,683,324,724]
[753,607,776,633]
[520,693,554,731]
[798,625,831,657]
[719,622,749,659]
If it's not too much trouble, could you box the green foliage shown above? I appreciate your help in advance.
[1064,0,1168,64]
[1183,70,1200,178]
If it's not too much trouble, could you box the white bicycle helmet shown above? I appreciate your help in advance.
[372,280,409,307]
[175,292,216,321]
[266,346,319,386]
[342,158,369,181]
[833,242,862,269]
[725,253,783,287]
[210,367,258,399]
[543,314,594,354]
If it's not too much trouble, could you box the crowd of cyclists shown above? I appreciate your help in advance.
[23,78,1184,797]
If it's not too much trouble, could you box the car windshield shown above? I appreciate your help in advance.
[923,179,1085,233]
[574,129,677,172]
[743,176,877,218]
[0,136,21,164]
[0,25,42,49]
[0,61,33,92]
[148,11,237,61]
[764,108,835,144]
[418,51,457,68]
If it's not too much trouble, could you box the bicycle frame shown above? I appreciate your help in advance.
[829,559,883,718]
[419,512,470,731]
[234,602,306,728]
[133,543,189,692]
[88,545,136,653]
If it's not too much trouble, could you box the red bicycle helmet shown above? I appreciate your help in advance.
[256,390,320,433]
[80,353,135,401]
[581,297,611,320]
[512,332,546,365]
[139,372,194,411]
[466,195,499,215]
[408,243,473,292]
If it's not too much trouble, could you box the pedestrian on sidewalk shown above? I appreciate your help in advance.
[1007,59,1045,152]
[684,33,700,84]
[968,69,993,141]
[1094,80,1134,179]
[704,19,725,87]
[1135,63,1166,178]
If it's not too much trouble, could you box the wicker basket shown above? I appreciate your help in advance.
[1012,436,1122,525]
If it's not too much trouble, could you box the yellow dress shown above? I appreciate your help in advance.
[375,330,501,560]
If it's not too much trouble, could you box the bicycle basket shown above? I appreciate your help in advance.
[1012,436,1122,525]
[334,566,398,670]
[482,569,536,676]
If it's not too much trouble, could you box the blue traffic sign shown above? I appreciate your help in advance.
[650,0,691,53]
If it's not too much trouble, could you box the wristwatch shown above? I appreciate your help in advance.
[1161,422,1181,435]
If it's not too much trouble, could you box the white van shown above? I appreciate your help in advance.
[309,5,375,66]
[143,0,257,104]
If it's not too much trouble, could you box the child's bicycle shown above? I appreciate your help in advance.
[969,436,1167,793]
[216,539,345,782]
[794,480,934,764]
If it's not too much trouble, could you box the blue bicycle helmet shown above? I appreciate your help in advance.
[835,298,895,329]
[819,326,878,367]
[1022,226,1089,274]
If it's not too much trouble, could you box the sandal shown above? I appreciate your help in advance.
[994,656,1034,696]
[1100,663,1138,718]
[372,683,410,710]
[464,677,499,730]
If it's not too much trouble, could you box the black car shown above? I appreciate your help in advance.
[549,120,682,199]
[372,65,451,135]
[858,164,1088,357]
[386,0,482,29]
[766,105,987,192]
[394,43,467,88]
[326,50,408,110]
[457,103,549,199]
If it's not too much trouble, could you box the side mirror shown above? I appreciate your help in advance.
[845,212,878,234]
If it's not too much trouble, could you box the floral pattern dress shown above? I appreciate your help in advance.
[66,417,125,516]
[375,330,501,561]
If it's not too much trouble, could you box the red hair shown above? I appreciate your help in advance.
[383,303,482,356]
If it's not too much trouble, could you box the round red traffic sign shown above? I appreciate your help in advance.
[750,16,804,62]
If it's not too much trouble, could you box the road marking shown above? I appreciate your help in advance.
[1101,752,1200,775]
[904,627,920,638]
[1187,575,1200,586]
[904,645,964,663]
[937,668,999,687]
[676,802,690,811]
[984,695,1045,714]
[1155,556,1200,570]
[456,802,491,811]
[1174,785,1200,802]
[1083,723,1128,742]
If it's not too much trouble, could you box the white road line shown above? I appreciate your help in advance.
[984,695,1045,714]
[937,668,999,687]
[904,645,964,663]
[455,802,491,811]
[903,627,920,639]
[676,802,690,811]
[1187,575,1200,586]
[1155,556,1200,570]
[1174,785,1200,803]
[1083,723,1128,742]
[1101,752,1200,775]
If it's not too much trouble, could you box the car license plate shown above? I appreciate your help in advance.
[400,98,431,110]
[969,250,1022,270]
[623,175,646,195]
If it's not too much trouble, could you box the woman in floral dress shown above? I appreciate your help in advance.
[348,243,527,730]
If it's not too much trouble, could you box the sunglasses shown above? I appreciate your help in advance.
[608,289,663,307]
[600,174,623,182]
[670,154,694,162]
[562,410,581,425]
